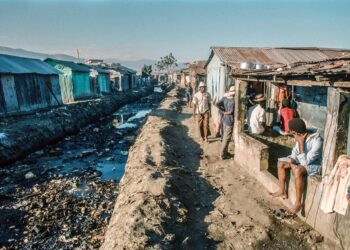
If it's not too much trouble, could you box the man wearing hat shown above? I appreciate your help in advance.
[270,118,323,215]
[247,94,266,134]
[193,82,212,142]
[216,85,235,159]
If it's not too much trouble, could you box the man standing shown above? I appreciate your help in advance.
[193,82,211,142]
[216,86,235,159]
[270,118,323,215]
[247,94,266,135]
[185,83,193,107]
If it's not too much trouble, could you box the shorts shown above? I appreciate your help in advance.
[278,157,321,176]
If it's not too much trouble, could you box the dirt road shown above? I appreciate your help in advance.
[102,87,337,249]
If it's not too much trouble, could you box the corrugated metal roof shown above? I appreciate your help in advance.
[189,60,206,76]
[45,58,90,73]
[109,63,137,74]
[0,54,61,75]
[209,47,350,67]
[231,58,350,77]
[77,63,110,74]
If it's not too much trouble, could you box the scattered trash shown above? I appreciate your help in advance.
[25,172,36,179]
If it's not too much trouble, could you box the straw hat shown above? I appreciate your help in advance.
[253,94,265,102]
[198,81,206,87]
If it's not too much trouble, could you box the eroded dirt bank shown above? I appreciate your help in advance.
[102,87,337,249]
[0,86,153,166]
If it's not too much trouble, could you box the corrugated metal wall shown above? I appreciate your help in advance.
[72,72,92,99]
[0,74,61,115]
[98,74,109,93]
[59,73,74,103]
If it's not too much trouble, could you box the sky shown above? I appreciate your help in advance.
[0,0,349,62]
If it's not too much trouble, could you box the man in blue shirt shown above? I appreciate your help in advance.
[216,86,235,159]
[270,118,323,215]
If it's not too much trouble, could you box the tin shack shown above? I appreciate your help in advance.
[0,54,62,115]
[45,58,92,103]
[231,57,350,247]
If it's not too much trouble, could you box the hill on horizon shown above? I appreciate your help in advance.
[0,46,188,71]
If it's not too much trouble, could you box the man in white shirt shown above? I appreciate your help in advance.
[193,82,211,142]
[247,94,266,134]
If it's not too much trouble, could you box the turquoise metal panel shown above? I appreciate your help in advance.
[98,74,108,92]
[72,72,92,99]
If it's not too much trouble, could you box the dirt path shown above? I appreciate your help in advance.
[102,87,337,249]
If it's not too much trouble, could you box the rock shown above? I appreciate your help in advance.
[25,172,36,179]
[93,128,99,132]
[182,236,190,245]
[308,231,324,244]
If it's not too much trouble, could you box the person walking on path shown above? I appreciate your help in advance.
[216,86,235,159]
[185,83,193,107]
[193,82,211,142]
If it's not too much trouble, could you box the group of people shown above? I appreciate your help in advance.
[192,82,235,160]
[189,81,328,215]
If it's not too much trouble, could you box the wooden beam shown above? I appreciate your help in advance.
[235,77,284,84]
[287,80,350,88]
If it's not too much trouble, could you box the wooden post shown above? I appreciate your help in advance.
[234,79,248,138]
[322,87,340,176]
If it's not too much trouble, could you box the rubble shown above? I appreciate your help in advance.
[0,90,167,249]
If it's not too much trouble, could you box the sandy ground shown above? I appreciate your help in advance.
[102,87,338,249]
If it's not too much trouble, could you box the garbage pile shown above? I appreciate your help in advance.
[1,169,118,250]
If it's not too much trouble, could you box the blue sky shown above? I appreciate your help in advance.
[0,0,349,62]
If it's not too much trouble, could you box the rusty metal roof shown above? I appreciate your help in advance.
[208,47,350,68]
[45,58,91,73]
[231,58,350,77]
[189,60,206,76]
[0,54,61,75]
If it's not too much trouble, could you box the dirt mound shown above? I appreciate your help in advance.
[102,87,337,249]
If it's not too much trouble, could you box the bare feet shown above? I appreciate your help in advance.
[269,191,287,199]
[287,203,302,215]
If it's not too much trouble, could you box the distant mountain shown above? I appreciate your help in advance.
[104,59,188,72]
[0,46,188,71]
[104,58,158,71]
[0,46,82,62]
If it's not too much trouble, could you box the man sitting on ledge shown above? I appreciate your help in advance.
[270,118,323,215]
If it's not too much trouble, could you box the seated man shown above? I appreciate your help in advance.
[273,99,297,135]
[270,118,323,214]
[247,94,266,135]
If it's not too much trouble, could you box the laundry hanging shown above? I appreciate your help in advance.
[320,155,350,215]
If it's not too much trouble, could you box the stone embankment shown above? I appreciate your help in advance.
[0,86,154,166]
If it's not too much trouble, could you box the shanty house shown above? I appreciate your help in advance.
[189,60,206,90]
[0,54,62,115]
[79,64,111,94]
[107,63,137,91]
[180,68,189,86]
[231,56,350,247]
[205,47,349,135]
[45,58,92,103]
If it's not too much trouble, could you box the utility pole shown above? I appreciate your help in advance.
[77,49,80,60]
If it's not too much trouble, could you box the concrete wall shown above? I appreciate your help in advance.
[233,80,350,248]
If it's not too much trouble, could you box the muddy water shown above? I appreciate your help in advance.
[0,92,165,249]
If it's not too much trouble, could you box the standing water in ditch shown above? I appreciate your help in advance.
[0,90,165,249]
